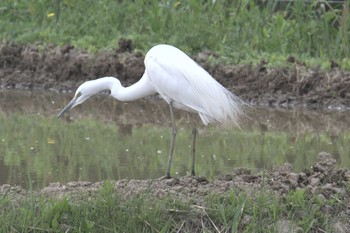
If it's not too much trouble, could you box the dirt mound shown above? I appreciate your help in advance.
[1,153,349,232]
[43,152,350,201]
[2,152,348,205]
[1,152,349,233]
[1,42,350,109]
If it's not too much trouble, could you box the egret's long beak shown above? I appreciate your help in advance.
[57,97,77,118]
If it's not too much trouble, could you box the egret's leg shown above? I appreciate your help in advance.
[191,126,197,176]
[165,102,176,178]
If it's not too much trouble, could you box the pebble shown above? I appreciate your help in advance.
[309,177,320,186]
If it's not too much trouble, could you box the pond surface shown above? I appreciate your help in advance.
[1,90,350,189]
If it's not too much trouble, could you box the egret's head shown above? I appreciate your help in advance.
[57,77,119,118]
[56,80,100,118]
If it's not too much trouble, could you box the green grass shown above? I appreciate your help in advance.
[0,181,345,232]
[1,0,349,69]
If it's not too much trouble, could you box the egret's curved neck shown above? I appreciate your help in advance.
[105,75,156,102]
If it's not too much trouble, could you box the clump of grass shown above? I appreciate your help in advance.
[0,180,346,232]
[0,0,349,69]
[206,188,344,232]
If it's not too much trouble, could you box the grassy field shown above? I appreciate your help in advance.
[0,181,346,232]
[1,0,349,69]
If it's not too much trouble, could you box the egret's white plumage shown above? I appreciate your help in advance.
[144,45,243,125]
[57,44,246,178]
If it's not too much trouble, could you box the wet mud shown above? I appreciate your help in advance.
[1,42,350,109]
[30,152,347,201]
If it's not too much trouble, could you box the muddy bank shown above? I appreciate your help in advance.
[2,152,349,204]
[2,152,349,232]
[1,42,350,109]
[1,152,350,231]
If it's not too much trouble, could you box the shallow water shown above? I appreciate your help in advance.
[1,90,350,189]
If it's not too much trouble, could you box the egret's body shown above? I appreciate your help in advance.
[57,44,246,178]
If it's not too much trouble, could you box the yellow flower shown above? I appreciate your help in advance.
[47,13,55,18]
[47,138,56,144]
[173,1,181,8]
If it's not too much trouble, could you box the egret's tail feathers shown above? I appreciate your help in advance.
[198,84,247,127]
[197,91,248,128]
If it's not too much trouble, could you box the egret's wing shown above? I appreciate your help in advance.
[145,45,244,126]
[145,53,213,123]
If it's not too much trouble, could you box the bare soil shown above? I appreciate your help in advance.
[1,42,350,230]
[36,153,350,202]
[1,42,350,109]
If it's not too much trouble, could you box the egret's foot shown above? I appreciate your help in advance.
[159,173,172,180]
[165,171,172,179]
[195,176,208,183]
[191,170,195,177]
[157,176,179,186]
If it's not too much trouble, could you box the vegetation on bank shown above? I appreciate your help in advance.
[0,181,346,232]
[1,0,349,69]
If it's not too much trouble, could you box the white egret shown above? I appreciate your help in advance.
[57,44,246,178]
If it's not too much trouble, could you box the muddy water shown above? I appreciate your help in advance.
[1,90,350,189]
